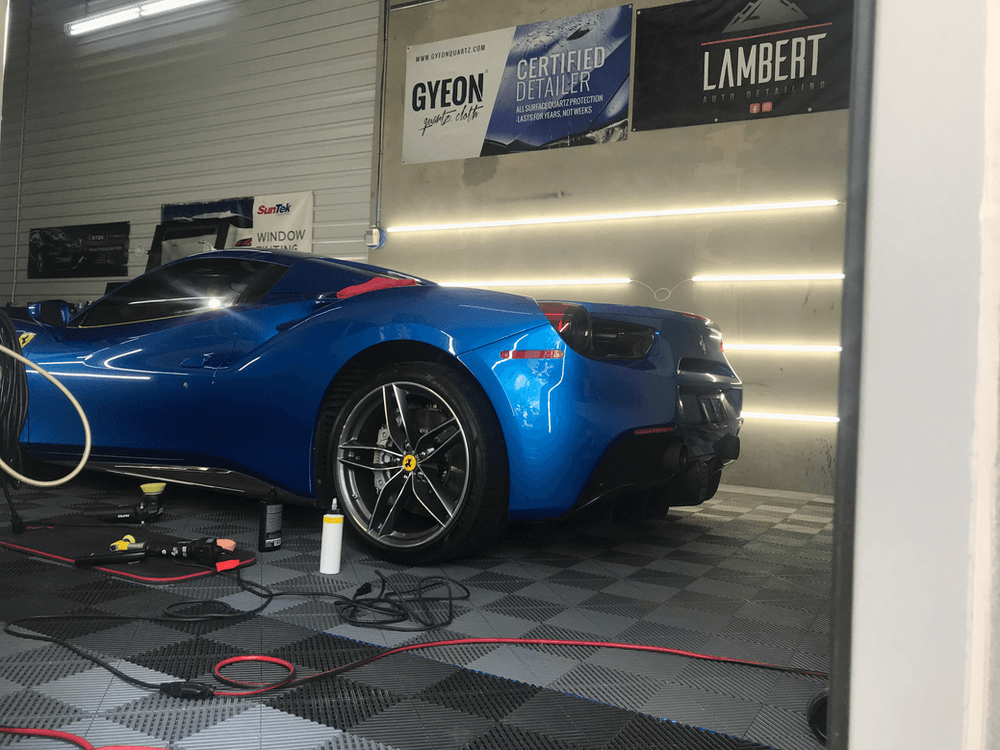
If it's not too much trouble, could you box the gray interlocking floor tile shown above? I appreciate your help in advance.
[176,704,344,750]
[1,477,832,750]
[56,716,171,750]
[465,644,580,687]
[640,681,764,738]
[34,665,150,713]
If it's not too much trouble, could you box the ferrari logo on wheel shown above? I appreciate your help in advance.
[402,454,417,472]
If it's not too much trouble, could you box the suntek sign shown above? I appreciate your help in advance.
[258,203,292,215]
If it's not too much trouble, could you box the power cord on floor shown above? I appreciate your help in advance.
[0,311,28,534]
[4,562,828,702]
[257,569,472,631]
[0,725,164,750]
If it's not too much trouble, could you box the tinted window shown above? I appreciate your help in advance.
[75,257,288,328]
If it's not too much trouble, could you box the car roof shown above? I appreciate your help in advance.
[183,248,432,283]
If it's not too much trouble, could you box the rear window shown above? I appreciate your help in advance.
[74,257,288,328]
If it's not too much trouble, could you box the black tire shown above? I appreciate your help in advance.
[320,362,509,564]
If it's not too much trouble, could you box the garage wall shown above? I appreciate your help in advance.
[371,0,849,493]
[0,0,380,308]
[0,0,848,494]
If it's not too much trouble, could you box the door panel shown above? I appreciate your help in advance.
[22,312,234,459]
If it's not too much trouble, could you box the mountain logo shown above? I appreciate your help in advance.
[723,0,809,34]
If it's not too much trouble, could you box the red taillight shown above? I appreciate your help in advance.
[500,349,565,360]
[634,426,676,435]
[680,311,711,323]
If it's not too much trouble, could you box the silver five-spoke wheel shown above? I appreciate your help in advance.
[322,362,508,564]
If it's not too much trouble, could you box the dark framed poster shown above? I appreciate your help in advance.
[27,222,130,279]
[633,0,852,131]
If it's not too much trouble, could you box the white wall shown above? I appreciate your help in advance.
[848,0,1000,746]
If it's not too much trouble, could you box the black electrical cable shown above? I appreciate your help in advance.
[250,570,471,631]
[0,566,468,697]
[0,310,28,535]
[3,616,164,691]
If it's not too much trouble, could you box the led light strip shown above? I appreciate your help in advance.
[742,411,840,423]
[438,277,632,288]
[65,0,216,36]
[693,273,845,282]
[385,199,840,233]
[724,344,842,352]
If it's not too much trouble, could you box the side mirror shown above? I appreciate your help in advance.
[27,299,71,327]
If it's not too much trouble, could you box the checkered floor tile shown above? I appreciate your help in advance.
[1,472,831,749]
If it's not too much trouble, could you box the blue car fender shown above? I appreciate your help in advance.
[458,325,681,519]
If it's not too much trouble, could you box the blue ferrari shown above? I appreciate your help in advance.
[14,249,742,563]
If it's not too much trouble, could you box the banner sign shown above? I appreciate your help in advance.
[28,222,130,279]
[403,6,632,164]
[159,192,314,258]
[252,192,314,253]
[633,0,852,131]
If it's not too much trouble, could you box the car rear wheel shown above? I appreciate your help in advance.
[323,362,509,564]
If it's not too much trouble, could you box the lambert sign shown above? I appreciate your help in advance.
[633,0,852,130]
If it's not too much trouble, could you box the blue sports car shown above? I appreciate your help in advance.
[15,249,743,563]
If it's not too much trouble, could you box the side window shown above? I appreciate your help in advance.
[74,257,287,328]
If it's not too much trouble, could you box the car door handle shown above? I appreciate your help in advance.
[181,354,209,368]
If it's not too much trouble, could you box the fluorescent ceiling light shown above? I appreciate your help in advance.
[742,411,840,423]
[438,277,632,288]
[65,0,215,35]
[693,273,845,282]
[385,199,839,234]
[66,7,140,34]
[724,344,843,352]
[140,0,211,15]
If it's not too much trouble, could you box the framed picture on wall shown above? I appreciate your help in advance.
[27,222,130,279]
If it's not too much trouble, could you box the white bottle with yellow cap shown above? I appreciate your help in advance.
[320,505,343,575]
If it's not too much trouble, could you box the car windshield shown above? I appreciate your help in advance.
[74,257,288,327]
